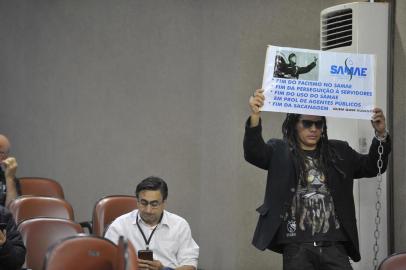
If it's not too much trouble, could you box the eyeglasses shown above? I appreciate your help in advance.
[0,150,9,157]
[138,199,163,208]
[300,119,324,129]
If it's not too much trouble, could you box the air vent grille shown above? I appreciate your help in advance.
[321,8,353,50]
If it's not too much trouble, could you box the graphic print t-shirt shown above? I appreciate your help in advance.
[0,169,20,206]
[277,151,348,243]
[0,170,8,206]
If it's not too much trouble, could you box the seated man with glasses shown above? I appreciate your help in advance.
[0,135,20,207]
[105,176,199,270]
[244,89,391,270]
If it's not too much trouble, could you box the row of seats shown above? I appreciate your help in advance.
[9,194,137,236]
[17,178,405,270]
[15,177,137,235]
[10,177,139,270]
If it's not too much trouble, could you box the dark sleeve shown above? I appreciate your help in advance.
[297,61,316,75]
[243,117,273,170]
[0,208,26,269]
[351,135,392,179]
[14,177,21,196]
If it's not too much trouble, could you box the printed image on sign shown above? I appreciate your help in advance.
[261,45,376,120]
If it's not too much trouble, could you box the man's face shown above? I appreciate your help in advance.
[296,115,324,150]
[0,141,9,162]
[137,190,165,226]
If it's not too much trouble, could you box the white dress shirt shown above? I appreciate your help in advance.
[105,209,199,268]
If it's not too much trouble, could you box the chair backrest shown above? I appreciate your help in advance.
[116,236,138,270]
[19,177,65,199]
[9,196,74,224]
[125,238,139,270]
[44,234,118,270]
[92,195,137,236]
[378,252,406,270]
[18,217,84,270]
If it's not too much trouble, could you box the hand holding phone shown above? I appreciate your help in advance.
[138,249,153,261]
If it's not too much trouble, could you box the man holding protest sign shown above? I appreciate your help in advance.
[243,88,391,269]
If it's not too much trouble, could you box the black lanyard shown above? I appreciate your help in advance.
[136,213,163,250]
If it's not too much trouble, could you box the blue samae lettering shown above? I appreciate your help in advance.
[330,65,367,77]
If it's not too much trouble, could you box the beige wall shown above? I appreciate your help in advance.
[0,1,404,269]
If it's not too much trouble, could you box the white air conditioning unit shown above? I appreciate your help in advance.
[320,2,389,270]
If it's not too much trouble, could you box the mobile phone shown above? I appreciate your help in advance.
[0,223,7,231]
[138,249,153,261]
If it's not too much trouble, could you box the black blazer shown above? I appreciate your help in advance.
[243,118,391,262]
[0,206,26,269]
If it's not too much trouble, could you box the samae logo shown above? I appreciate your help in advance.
[330,58,368,81]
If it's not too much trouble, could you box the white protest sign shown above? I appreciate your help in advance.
[261,45,376,120]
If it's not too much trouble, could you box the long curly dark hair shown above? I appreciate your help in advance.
[282,113,340,185]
